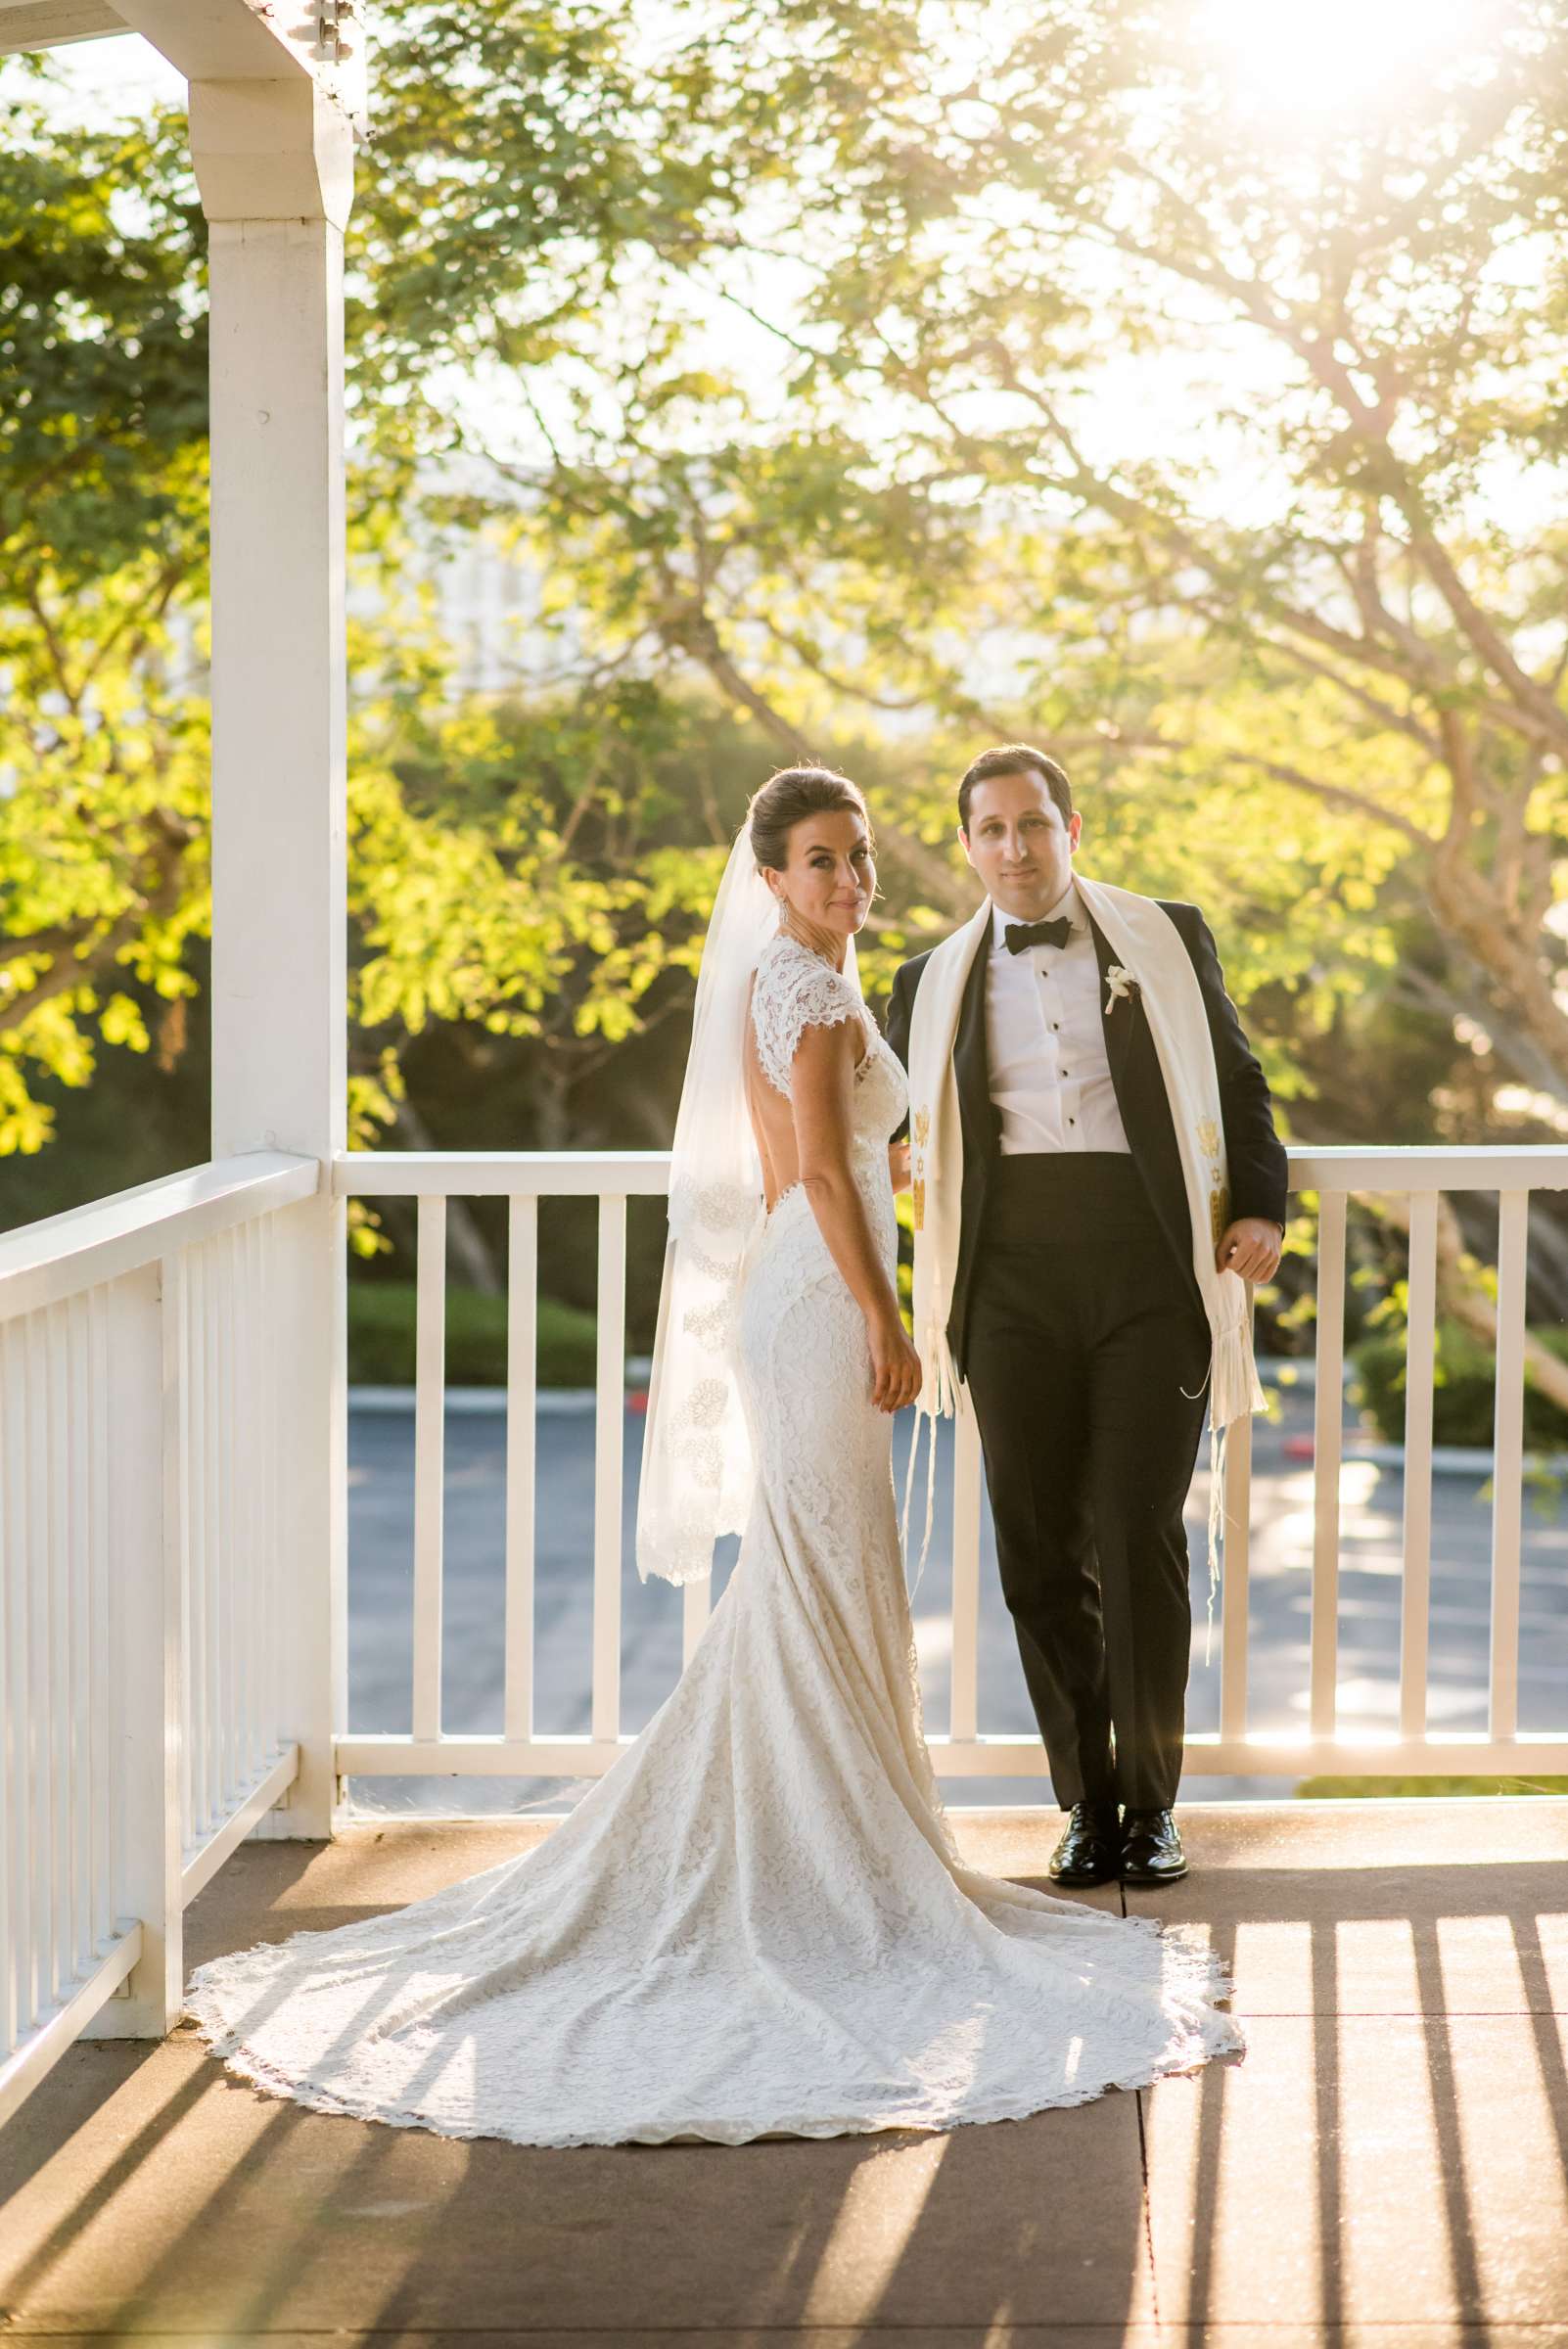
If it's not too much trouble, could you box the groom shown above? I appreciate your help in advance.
[885,745,1287,1888]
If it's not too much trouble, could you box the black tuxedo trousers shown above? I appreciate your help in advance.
[963,1149,1212,1812]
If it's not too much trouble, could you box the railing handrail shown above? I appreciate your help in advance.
[336,1149,670,1197]
[1281,1142,1568,1189]
[0,1151,319,1321]
[334,1141,1568,1197]
[15,1143,1558,1298]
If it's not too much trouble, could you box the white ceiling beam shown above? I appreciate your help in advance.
[110,0,314,81]
[1,0,365,124]
[115,0,365,123]
[0,0,128,59]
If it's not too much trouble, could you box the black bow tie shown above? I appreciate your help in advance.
[1003,915,1072,954]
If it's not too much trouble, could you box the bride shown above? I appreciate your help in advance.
[185,764,1242,2147]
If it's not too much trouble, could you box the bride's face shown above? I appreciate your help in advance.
[767,810,875,940]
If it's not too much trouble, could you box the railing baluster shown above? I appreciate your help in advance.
[190,1245,211,1844]
[1310,1190,1348,1741]
[109,1247,185,2036]
[1399,1190,1439,1742]
[31,1308,49,2027]
[68,1293,90,1979]
[1489,1188,1530,1742]
[1219,1390,1253,1745]
[89,1286,111,1960]
[234,1222,251,1778]
[412,1195,446,1745]
[949,1407,982,1744]
[239,1221,257,1779]
[592,1196,626,1745]
[218,1228,236,1810]
[2,1320,30,2050]
[226,1227,241,1781]
[175,1254,194,1854]
[250,1221,264,1766]
[263,1211,280,1757]
[208,1244,225,1825]
[206,1241,223,1829]
[242,1222,257,1778]
[255,1216,271,1759]
[47,1306,69,2005]
[503,1195,537,1744]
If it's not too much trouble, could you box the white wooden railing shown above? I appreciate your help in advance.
[337,1142,1568,1787]
[338,1152,672,1777]
[0,1153,319,2126]
[3,1137,1565,2129]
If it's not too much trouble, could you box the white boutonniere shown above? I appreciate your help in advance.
[1104,963,1139,1015]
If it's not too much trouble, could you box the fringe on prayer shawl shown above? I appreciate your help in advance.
[1187,1312,1261,1667]
[899,1310,960,1601]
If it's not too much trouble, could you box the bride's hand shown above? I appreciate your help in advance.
[868,1308,922,1413]
[887,1139,911,1194]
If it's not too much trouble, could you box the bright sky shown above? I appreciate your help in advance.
[1196,0,1499,116]
[23,0,1501,123]
[12,26,182,118]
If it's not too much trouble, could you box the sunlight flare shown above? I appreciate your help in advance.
[1195,0,1488,116]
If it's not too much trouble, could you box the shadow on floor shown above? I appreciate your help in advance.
[2,1801,1565,2342]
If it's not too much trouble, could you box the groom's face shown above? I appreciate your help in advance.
[959,769,1082,920]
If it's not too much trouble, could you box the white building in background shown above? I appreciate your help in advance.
[401,524,585,702]
[400,521,1042,723]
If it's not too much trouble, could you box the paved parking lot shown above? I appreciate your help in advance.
[344,1380,1568,1816]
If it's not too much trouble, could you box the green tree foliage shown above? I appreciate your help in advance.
[7,6,1567,1374]
[0,102,209,1157]
[346,0,1567,1092]
[0,92,725,1218]
[337,0,1568,1376]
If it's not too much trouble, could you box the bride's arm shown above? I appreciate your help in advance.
[790,1022,921,1411]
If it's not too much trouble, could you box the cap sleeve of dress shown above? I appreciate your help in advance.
[751,943,864,1101]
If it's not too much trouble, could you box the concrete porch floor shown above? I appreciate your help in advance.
[2,1800,1566,2347]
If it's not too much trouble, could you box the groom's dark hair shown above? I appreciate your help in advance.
[957,744,1073,835]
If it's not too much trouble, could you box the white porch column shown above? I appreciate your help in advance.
[192,80,354,1837]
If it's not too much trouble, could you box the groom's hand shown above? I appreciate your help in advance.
[887,1139,912,1194]
[1216,1217,1284,1283]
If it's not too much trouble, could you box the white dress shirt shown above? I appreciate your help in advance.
[985,878,1133,1157]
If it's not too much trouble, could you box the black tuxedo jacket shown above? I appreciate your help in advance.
[883,898,1288,1385]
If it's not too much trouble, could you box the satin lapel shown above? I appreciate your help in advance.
[953,916,997,1161]
[1090,911,1138,1095]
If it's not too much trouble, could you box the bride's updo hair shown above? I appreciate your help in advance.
[747,765,872,872]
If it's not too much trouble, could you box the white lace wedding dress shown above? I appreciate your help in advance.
[185,933,1243,2146]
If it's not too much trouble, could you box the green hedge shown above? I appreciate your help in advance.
[1349,1319,1568,1449]
[348,1280,603,1388]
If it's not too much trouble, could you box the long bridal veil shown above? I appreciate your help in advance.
[634,815,855,1589]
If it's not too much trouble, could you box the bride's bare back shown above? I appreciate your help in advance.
[745,970,864,1214]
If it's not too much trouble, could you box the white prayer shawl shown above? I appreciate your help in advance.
[901,874,1268,1634]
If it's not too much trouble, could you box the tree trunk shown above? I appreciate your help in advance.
[391,1093,502,1295]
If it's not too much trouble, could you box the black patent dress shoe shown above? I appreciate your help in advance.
[1047,1800,1124,1887]
[1120,1807,1188,1884]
